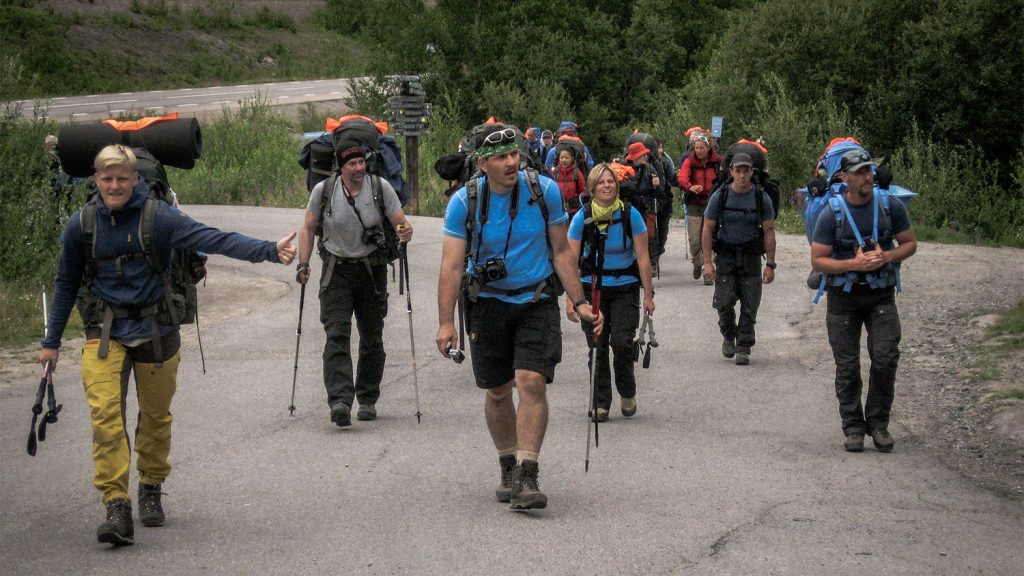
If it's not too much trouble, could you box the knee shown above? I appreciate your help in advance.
[324,320,352,340]
[516,374,547,402]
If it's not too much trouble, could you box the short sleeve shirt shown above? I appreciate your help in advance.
[568,205,648,287]
[811,190,911,257]
[443,172,568,304]
[704,185,776,246]
[307,175,401,258]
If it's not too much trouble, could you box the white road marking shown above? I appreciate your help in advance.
[48,98,138,109]
[304,93,316,97]
[179,103,197,107]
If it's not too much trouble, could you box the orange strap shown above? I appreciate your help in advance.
[102,112,179,131]
[324,114,389,135]
[558,135,584,144]
[825,136,861,152]
[737,138,768,154]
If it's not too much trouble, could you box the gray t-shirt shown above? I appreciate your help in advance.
[307,175,402,258]
[704,184,775,245]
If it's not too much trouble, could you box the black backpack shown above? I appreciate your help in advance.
[299,117,409,205]
[711,182,768,255]
[76,148,207,362]
[577,200,639,279]
[714,140,781,216]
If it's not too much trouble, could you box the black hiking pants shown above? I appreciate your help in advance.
[712,250,763,352]
[826,285,901,435]
[319,259,389,411]
[580,282,641,409]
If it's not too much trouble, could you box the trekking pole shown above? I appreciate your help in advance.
[642,313,657,369]
[28,290,62,456]
[288,283,306,416]
[400,241,422,423]
[195,284,206,375]
[584,231,606,472]
[683,210,690,261]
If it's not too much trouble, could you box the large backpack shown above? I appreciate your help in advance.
[554,135,590,177]
[714,139,780,216]
[76,148,207,364]
[299,115,409,205]
[433,120,540,196]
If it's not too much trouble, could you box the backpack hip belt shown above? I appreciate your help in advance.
[581,261,639,279]
[464,273,562,304]
[88,298,170,367]
[320,252,380,292]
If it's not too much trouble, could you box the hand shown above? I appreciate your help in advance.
[277,232,297,265]
[566,303,580,323]
[763,266,775,285]
[577,303,603,336]
[702,262,716,283]
[396,222,413,244]
[436,322,458,357]
[296,263,310,285]
[691,185,703,194]
[652,176,661,188]
[38,348,59,371]
[643,295,655,315]
[853,245,885,271]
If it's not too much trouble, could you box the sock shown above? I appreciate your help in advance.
[498,446,516,459]
[516,450,539,465]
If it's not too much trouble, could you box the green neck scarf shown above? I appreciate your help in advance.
[591,198,623,230]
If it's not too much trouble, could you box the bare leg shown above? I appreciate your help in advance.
[514,370,548,454]
[484,380,517,450]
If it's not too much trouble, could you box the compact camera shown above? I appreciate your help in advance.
[863,238,878,251]
[473,258,508,283]
[362,227,387,251]
[446,346,465,364]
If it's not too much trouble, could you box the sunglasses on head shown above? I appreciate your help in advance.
[482,128,517,146]
[844,151,872,167]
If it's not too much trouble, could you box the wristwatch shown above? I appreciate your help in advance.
[297,263,310,273]
[573,298,589,309]
[765,262,777,270]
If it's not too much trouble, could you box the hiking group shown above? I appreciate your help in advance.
[36,112,915,546]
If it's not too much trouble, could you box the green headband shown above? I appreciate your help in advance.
[477,141,518,159]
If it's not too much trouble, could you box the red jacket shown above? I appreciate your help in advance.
[678,149,722,207]
[555,164,586,215]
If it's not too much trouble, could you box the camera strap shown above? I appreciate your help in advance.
[341,177,374,237]
[474,180,520,266]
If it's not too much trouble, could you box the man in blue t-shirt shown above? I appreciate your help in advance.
[701,153,777,366]
[436,124,601,512]
[811,149,917,453]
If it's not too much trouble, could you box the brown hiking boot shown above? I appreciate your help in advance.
[510,460,547,511]
[495,455,516,503]
[869,428,895,452]
[844,433,865,452]
[96,498,134,546]
[356,404,377,421]
[621,397,637,417]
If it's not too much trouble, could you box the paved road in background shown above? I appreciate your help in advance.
[8,78,354,122]
[1,208,1021,575]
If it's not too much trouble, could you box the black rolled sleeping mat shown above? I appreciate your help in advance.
[58,118,202,177]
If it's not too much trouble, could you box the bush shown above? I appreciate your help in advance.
[169,99,307,208]
[243,5,297,33]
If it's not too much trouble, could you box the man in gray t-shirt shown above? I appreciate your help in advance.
[296,144,413,427]
[701,153,777,365]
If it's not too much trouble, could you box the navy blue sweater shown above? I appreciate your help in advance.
[43,181,280,349]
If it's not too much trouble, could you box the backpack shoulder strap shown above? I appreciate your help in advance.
[525,168,548,224]
[370,175,386,218]
[316,174,337,239]
[465,177,480,261]
[80,196,98,261]
[140,193,163,272]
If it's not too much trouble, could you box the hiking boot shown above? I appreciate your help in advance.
[96,498,134,546]
[844,433,865,452]
[356,404,377,421]
[621,397,637,417]
[722,339,736,359]
[510,460,547,511]
[137,483,165,527]
[692,261,702,280]
[703,276,714,286]
[735,352,750,365]
[330,404,351,428]
[869,428,895,452]
[495,455,516,503]
[596,408,609,422]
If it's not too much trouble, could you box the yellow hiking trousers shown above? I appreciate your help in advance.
[80,332,179,503]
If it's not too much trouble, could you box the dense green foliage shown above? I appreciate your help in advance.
[334,0,1023,244]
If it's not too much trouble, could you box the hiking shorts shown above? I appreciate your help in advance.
[468,297,562,389]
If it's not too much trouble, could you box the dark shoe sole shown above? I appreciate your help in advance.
[844,435,865,452]
[97,528,134,546]
[496,488,512,503]
[510,495,548,511]
[356,411,376,421]
[735,355,750,365]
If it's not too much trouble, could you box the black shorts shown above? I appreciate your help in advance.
[468,297,562,389]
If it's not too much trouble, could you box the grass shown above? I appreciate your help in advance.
[0,281,83,348]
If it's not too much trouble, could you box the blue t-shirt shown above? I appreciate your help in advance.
[704,184,776,246]
[811,189,912,257]
[568,205,648,287]
[443,172,568,304]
